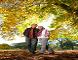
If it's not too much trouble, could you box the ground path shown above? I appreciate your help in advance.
[0,50,78,60]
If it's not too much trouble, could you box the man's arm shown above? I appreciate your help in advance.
[23,29,26,36]
[23,28,29,36]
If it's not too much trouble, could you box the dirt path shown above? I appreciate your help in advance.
[0,50,78,60]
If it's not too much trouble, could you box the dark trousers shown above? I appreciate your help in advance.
[26,37,38,54]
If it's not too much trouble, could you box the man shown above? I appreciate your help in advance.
[23,24,39,54]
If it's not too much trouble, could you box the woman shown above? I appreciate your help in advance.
[37,26,50,54]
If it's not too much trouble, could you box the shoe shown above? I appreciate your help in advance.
[49,52,55,54]
[30,51,36,54]
[39,52,45,55]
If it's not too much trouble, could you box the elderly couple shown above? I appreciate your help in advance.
[23,24,54,54]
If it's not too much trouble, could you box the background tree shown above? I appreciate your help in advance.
[0,0,78,40]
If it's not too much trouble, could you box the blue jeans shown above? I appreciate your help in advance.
[26,37,38,54]
[38,38,54,53]
[38,38,48,53]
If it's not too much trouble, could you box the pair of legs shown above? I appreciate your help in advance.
[26,37,38,54]
[38,38,54,54]
[38,38,48,53]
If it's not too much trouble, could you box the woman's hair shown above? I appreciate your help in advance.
[38,26,45,30]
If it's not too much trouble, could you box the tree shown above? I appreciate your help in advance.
[0,0,78,40]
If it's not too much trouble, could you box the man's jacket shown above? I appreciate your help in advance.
[23,28,39,38]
